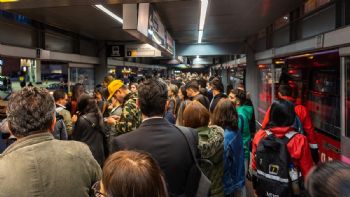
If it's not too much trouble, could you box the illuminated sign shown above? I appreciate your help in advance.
[125,44,161,57]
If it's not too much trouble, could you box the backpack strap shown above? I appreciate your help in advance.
[81,115,96,128]
[264,130,273,136]
[282,131,298,144]
[175,125,199,162]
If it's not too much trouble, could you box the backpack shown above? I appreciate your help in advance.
[254,130,302,197]
[176,126,212,197]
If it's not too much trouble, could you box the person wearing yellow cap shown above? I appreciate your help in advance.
[105,80,142,136]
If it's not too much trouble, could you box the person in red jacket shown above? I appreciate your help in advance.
[252,99,314,178]
[261,84,319,163]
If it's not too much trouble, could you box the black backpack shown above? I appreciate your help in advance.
[254,130,301,197]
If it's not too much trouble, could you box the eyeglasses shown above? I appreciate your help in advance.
[91,181,107,197]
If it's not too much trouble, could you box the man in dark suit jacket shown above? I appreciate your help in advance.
[209,78,227,113]
[110,78,195,197]
[186,79,210,109]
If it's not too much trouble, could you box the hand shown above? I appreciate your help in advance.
[71,115,78,123]
[110,115,120,121]
[106,117,117,125]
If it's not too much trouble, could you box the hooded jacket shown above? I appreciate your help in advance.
[261,96,319,162]
[237,105,254,159]
[252,127,314,177]
[197,125,225,197]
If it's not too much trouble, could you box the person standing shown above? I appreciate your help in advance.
[209,78,227,113]
[53,89,73,138]
[110,78,196,197]
[211,99,245,197]
[0,87,101,196]
[186,79,210,109]
[72,94,108,166]
[106,80,142,136]
[182,101,225,197]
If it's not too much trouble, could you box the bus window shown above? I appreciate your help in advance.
[346,57,350,137]
[257,65,274,123]
[308,69,340,139]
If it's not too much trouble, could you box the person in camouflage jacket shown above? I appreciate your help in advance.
[106,80,142,136]
[182,101,225,197]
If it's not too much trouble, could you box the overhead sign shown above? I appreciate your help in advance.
[125,44,161,57]
[107,45,125,57]
[123,3,174,57]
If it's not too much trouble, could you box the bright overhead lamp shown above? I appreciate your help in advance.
[199,0,208,30]
[95,4,123,24]
[198,30,203,44]
[0,0,18,2]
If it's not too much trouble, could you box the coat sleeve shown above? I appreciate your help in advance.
[60,120,68,140]
[114,99,141,136]
[109,137,124,154]
[294,105,318,148]
[288,135,314,177]
[61,110,73,136]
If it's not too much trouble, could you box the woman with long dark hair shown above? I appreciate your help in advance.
[72,94,108,166]
[211,98,245,197]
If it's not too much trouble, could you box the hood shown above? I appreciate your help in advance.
[265,126,296,138]
[197,125,224,159]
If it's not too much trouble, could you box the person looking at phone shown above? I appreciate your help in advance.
[106,80,142,136]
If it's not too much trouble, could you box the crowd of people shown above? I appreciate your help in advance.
[0,72,349,197]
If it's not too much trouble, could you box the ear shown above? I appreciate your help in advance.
[136,99,140,108]
[278,92,282,98]
[49,115,57,133]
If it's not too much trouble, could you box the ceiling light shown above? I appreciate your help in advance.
[95,4,123,24]
[198,30,203,44]
[199,0,208,30]
[283,16,288,20]
[0,0,18,2]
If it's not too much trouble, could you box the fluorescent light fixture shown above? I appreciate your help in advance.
[198,30,203,43]
[95,4,123,24]
[199,0,208,30]
[0,0,18,2]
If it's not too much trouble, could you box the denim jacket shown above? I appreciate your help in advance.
[223,128,245,195]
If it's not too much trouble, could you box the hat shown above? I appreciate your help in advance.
[107,80,124,100]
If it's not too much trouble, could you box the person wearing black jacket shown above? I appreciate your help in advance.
[209,78,227,113]
[72,94,108,166]
[110,78,196,197]
[186,79,210,109]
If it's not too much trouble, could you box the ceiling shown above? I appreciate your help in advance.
[0,0,304,44]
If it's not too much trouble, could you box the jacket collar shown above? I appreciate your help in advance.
[140,118,169,127]
[279,95,295,102]
[2,132,54,155]
[213,93,227,99]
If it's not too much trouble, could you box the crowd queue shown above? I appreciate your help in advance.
[0,72,349,197]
